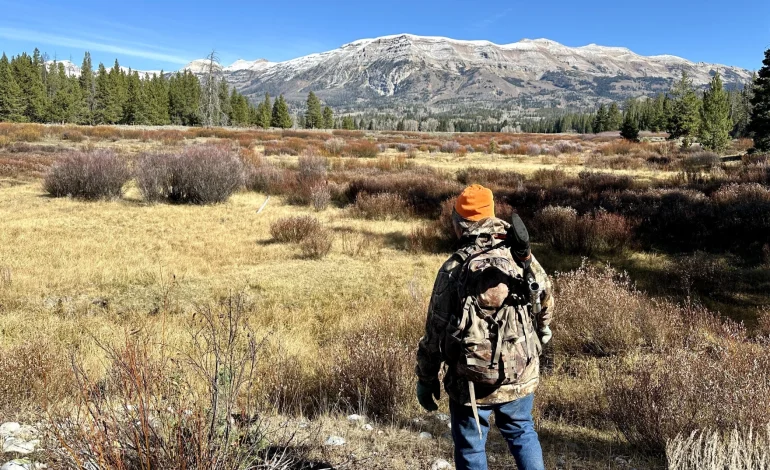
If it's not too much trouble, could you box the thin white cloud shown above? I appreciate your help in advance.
[472,8,514,30]
[0,27,190,64]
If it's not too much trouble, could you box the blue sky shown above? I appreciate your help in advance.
[0,0,768,72]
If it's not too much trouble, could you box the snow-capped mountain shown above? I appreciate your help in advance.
[47,34,753,112]
[229,34,752,111]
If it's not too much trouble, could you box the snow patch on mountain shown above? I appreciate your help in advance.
[224,59,275,72]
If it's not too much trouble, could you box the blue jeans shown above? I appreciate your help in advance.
[450,394,545,470]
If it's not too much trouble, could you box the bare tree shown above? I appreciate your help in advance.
[199,50,225,127]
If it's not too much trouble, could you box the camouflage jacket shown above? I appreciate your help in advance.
[415,217,554,405]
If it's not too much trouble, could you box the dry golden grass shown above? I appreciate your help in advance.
[0,178,667,468]
[3,124,734,468]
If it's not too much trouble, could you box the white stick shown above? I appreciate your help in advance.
[256,196,270,214]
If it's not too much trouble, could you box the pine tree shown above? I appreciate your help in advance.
[168,71,201,126]
[122,70,147,124]
[305,91,322,129]
[668,71,701,148]
[95,63,122,124]
[749,49,770,152]
[607,103,622,131]
[650,94,667,131]
[79,52,96,124]
[108,59,127,122]
[248,104,259,126]
[341,116,356,130]
[699,71,731,151]
[50,64,81,123]
[144,72,170,125]
[593,104,609,133]
[730,74,754,138]
[11,52,47,122]
[620,113,640,141]
[218,81,232,126]
[230,89,249,126]
[44,61,62,121]
[271,94,293,129]
[322,106,334,129]
[256,93,271,128]
[0,53,24,122]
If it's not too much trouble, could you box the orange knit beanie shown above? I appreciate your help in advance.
[455,184,495,222]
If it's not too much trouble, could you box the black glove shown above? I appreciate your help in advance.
[416,380,440,412]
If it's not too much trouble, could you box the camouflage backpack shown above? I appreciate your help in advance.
[444,235,541,388]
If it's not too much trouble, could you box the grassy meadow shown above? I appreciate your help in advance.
[0,123,768,469]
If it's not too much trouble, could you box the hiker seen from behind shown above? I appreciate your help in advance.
[416,184,554,470]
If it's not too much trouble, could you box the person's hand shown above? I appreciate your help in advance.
[416,380,440,412]
[538,326,553,345]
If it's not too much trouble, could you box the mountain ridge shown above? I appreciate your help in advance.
[48,34,754,113]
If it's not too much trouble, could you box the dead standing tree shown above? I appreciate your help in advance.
[200,50,226,128]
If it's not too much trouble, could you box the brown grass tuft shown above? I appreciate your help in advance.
[269,216,321,243]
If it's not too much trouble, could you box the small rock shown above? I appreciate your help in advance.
[346,414,364,423]
[361,424,374,431]
[488,455,497,463]
[419,432,433,440]
[431,459,452,470]
[324,435,346,446]
[0,423,21,437]
[3,437,39,455]
[1,460,28,470]
[435,413,450,422]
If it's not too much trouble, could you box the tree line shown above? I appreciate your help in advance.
[518,60,770,153]
[0,49,302,128]
[1,47,768,152]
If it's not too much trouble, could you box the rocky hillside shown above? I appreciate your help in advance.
[49,34,753,113]
[227,34,753,112]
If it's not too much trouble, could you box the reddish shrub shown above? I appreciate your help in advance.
[533,206,632,255]
[323,138,346,156]
[529,168,571,188]
[345,140,379,158]
[346,170,461,218]
[244,163,291,195]
[299,229,334,259]
[270,216,321,243]
[456,167,524,190]
[44,150,130,200]
[135,145,243,204]
[607,339,770,451]
[353,192,412,220]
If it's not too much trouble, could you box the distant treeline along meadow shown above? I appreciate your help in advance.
[0,47,769,152]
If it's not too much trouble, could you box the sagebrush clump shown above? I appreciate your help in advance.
[270,216,321,243]
[136,144,243,204]
[353,192,412,220]
[44,149,130,200]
